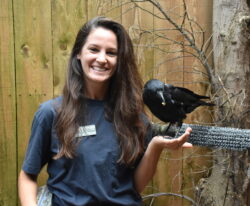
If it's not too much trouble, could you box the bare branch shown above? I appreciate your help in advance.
[141,0,215,84]
[142,192,198,206]
[182,0,196,44]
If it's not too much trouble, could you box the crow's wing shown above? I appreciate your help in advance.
[174,87,210,99]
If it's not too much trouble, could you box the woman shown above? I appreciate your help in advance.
[18,16,192,206]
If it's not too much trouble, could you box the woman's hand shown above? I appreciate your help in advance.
[150,127,193,151]
[134,127,192,193]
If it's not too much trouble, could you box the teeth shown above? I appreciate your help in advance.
[92,67,107,71]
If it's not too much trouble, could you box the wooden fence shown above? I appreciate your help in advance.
[0,0,213,205]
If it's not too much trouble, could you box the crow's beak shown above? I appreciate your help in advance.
[157,91,166,106]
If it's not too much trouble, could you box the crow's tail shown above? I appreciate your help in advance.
[197,95,210,99]
[201,102,215,106]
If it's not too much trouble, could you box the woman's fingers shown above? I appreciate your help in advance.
[164,127,193,149]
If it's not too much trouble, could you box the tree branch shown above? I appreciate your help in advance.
[134,0,215,85]
[142,192,198,206]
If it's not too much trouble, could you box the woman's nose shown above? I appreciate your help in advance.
[96,52,107,63]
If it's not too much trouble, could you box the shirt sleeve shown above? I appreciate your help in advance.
[22,100,56,175]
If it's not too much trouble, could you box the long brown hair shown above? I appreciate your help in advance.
[54,16,147,165]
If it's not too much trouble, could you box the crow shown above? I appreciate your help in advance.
[143,79,214,135]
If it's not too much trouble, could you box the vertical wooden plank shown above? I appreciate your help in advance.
[106,0,123,21]
[153,0,184,85]
[125,1,155,81]
[0,0,17,205]
[52,0,123,118]
[182,1,213,206]
[87,0,103,19]
[182,0,213,93]
[52,0,122,98]
[121,0,155,199]
[87,0,122,21]
[52,0,88,97]
[152,0,184,205]
[13,0,53,185]
[121,2,137,31]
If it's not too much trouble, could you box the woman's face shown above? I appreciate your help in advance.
[77,27,118,89]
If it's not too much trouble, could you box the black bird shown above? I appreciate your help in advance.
[143,79,214,135]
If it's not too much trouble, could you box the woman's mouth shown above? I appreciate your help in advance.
[91,66,108,72]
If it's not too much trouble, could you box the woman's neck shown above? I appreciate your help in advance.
[84,82,109,100]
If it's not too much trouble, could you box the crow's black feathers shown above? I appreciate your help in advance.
[143,79,214,133]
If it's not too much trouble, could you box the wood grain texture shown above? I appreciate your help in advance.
[0,1,215,205]
[52,0,88,97]
[152,0,184,205]
[13,0,53,186]
[0,0,17,205]
[121,0,156,197]
[181,1,213,206]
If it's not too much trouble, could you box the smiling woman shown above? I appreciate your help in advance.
[18,16,192,206]
[77,27,118,99]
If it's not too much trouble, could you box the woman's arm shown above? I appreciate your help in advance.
[18,170,38,206]
[134,127,192,193]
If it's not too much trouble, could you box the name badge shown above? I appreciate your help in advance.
[76,125,96,137]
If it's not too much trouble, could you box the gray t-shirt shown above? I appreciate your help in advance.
[22,97,151,206]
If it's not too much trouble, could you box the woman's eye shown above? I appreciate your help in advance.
[89,48,99,52]
[107,51,117,56]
